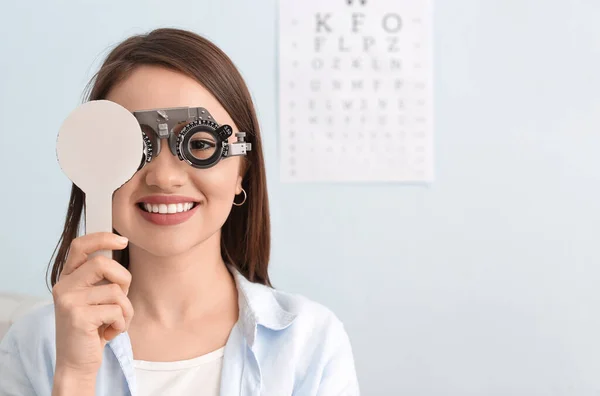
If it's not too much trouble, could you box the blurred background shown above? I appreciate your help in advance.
[1,0,599,394]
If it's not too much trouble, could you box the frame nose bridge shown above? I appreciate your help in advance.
[141,119,185,160]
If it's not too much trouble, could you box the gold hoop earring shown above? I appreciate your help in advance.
[233,188,247,206]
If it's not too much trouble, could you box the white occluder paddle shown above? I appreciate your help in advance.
[56,100,144,260]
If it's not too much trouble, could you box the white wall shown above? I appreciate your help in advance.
[1,0,599,394]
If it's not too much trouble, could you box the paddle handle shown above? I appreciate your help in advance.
[85,192,113,261]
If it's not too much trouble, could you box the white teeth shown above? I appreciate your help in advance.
[142,202,195,214]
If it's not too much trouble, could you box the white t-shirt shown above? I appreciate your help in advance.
[133,347,225,396]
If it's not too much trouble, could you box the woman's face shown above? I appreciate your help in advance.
[106,65,243,257]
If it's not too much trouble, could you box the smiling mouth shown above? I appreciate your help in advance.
[137,202,200,214]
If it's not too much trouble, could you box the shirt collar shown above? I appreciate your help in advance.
[229,266,297,348]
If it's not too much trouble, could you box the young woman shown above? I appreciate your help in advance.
[0,28,359,396]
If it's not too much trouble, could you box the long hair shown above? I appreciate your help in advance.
[46,28,271,289]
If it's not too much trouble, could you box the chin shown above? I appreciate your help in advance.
[146,240,191,257]
[132,236,204,258]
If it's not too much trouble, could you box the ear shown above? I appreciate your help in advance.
[235,174,243,195]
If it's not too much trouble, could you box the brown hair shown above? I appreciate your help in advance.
[46,28,271,289]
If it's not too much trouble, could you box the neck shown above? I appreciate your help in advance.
[125,231,237,328]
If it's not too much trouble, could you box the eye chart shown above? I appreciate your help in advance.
[278,0,434,182]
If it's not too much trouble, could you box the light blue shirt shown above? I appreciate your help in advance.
[0,268,360,395]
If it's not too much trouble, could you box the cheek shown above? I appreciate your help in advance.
[113,186,127,204]
[112,175,138,206]
[194,161,240,202]
[111,178,137,230]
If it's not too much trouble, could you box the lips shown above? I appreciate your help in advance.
[137,203,200,226]
[135,195,202,226]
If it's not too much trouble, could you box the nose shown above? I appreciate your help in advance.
[143,143,188,191]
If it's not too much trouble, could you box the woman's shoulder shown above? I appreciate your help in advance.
[241,277,352,347]
[272,287,345,327]
[0,302,56,394]
[248,284,360,393]
[272,287,353,351]
[234,270,349,337]
[1,301,56,350]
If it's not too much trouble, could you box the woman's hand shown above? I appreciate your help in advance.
[52,232,134,378]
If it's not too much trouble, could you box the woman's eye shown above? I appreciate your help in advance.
[190,140,216,150]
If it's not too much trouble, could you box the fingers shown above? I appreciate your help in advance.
[85,283,134,327]
[53,272,134,345]
[68,255,133,295]
[85,305,127,337]
[61,233,128,278]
